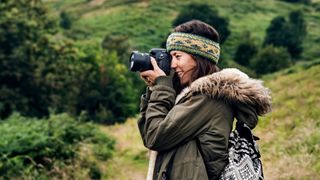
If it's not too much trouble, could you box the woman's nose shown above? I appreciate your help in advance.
[171,58,177,69]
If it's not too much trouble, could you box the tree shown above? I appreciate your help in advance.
[172,3,230,44]
[234,32,258,67]
[97,52,138,124]
[263,11,306,59]
[287,10,307,59]
[60,11,73,29]
[251,45,292,75]
[0,0,57,118]
[101,34,132,64]
[263,16,288,47]
[0,0,139,123]
[101,33,145,106]
[279,0,311,4]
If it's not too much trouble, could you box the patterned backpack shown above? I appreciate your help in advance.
[219,121,264,180]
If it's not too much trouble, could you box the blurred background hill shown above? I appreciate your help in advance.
[0,0,319,179]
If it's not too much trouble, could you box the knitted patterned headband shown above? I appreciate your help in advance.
[166,32,220,64]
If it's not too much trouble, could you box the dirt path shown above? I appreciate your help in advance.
[89,0,105,6]
[99,118,148,180]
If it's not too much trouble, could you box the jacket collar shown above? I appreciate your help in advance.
[178,68,271,116]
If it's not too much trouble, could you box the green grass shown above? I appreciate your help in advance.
[46,0,320,61]
[73,2,175,51]
[254,64,320,179]
[99,118,148,179]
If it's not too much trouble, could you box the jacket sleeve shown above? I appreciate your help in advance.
[137,87,152,143]
[138,76,231,152]
[137,76,176,150]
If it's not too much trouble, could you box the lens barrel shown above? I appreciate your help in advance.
[129,51,152,72]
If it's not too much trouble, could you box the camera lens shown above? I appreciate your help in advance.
[129,51,152,72]
[130,53,138,69]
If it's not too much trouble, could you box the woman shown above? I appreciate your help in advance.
[138,20,271,180]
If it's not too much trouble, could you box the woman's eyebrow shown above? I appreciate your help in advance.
[171,52,180,56]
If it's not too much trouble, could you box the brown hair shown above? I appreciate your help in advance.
[172,20,220,93]
[173,20,220,43]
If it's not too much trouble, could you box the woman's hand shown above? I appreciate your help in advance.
[140,57,166,86]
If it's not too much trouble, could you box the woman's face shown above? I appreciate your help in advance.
[170,50,197,86]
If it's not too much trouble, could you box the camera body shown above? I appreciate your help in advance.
[129,48,172,75]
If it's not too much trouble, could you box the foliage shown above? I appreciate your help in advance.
[251,45,292,75]
[287,10,307,59]
[0,113,115,178]
[0,0,57,118]
[100,33,146,98]
[59,11,73,29]
[101,34,132,64]
[74,50,139,124]
[234,32,258,67]
[279,0,311,4]
[263,16,290,50]
[263,10,307,59]
[172,3,230,44]
[101,52,139,124]
[0,0,139,123]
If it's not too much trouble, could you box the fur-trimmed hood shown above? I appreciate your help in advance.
[177,68,272,129]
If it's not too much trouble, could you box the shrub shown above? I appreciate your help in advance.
[234,32,258,67]
[287,10,307,59]
[0,0,139,124]
[263,11,307,59]
[172,3,230,44]
[279,0,311,4]
[0,113,115,178]
[101,34,132,64]
[0,0,57,118]
[60,11,73,29]
[251,45,292,75]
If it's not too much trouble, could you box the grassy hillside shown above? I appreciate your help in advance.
[256,62,320,179]
[101,63,320,179]
[45,0,320,62]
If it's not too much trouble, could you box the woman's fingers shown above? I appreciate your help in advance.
[139,58,166,86]
[150,58,166,76]
[150,58,160,70]
[140,73,154,86]
[140,70,152,77]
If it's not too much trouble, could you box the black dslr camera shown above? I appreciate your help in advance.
[129,48,172,75]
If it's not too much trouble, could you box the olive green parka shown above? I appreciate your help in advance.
[138,68,271,180]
